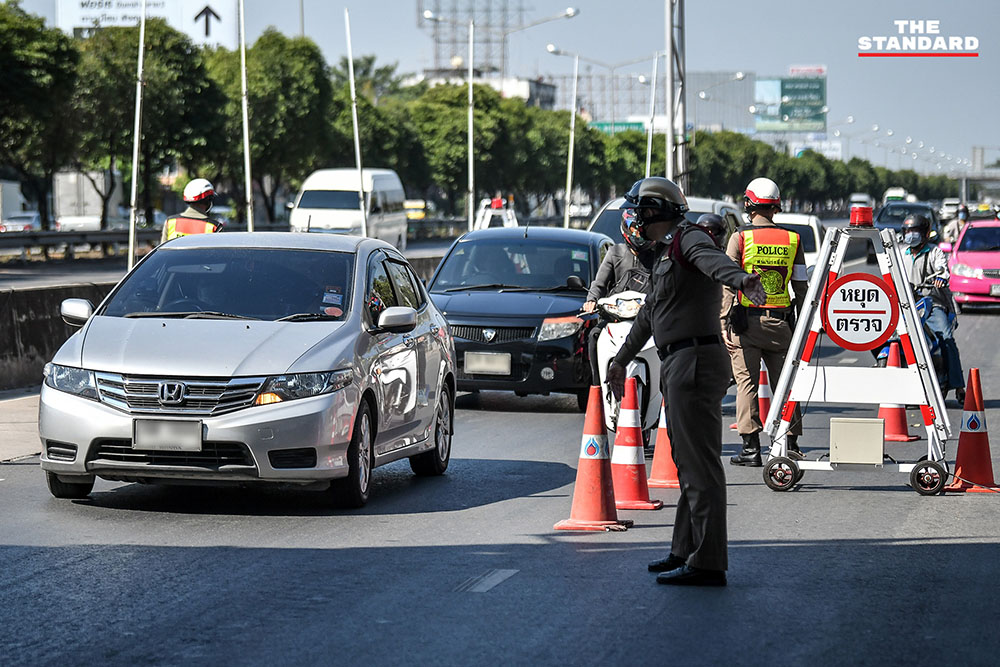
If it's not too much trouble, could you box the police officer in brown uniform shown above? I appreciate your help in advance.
[608,177,766,587]
[723,178,809,467]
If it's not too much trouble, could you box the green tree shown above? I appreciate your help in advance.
[331,55,408,105]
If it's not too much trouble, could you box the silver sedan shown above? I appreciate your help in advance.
[39,232,456,507]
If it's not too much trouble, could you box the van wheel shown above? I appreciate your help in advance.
[45,471,94,499]
[330,403,373,508]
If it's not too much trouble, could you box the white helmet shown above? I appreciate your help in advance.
[183,178,216,204]
[744,177,781,213]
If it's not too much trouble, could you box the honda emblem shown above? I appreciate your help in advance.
[157,381,186,406]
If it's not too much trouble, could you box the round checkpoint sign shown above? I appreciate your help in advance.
[821,273,900,351]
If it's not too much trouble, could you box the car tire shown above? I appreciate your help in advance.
[331,402,374,508]
[45,471,95,499]
[410,385,453,477]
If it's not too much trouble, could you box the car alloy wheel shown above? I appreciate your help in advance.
[410,385,453,477]
[331,402,373,508]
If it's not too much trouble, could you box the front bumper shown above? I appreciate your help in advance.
[951,275,1000,305]
[38,384,356,484]
[454,330,591,394]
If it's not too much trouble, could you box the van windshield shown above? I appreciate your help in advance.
[298,190,362,210]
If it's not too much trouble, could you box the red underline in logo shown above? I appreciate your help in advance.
[832,309,888,314]
[858,52,979,58]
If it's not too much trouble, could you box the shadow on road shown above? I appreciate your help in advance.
[455,390,582,414]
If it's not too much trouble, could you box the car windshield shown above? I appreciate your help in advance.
[101,247,354,321]
[780,223,818,252]
[876,205,932,229]
[958,226,1000,252]
[297,190,361,210]
[430,238,592,291]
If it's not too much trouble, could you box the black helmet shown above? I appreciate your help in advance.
[958,204,969,214]
[620,177,689,230]
[695,213,727,248]
[620,208,653,253]
[902,215,930,236]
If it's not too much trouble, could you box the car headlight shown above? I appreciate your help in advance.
[538,316,584,342]
[951,263,983,279]
[255,369,354,405]
[43,363,98,400]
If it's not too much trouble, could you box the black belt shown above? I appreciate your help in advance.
[659,334,721,359]
[748,307,792,321]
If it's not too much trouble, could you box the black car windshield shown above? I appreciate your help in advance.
[780,223,817,252]
[876,204,932,230]
[102,247,354,321]
[297,190,361,210]
[430,238,592,291]
[958,226,1000,252]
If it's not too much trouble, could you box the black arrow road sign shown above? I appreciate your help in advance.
[195,5,221,38]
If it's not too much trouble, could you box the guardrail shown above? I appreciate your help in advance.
[0,229,162,259]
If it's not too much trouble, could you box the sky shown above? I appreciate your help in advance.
[19,0,1000,172]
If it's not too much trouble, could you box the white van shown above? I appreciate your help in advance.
[289,168,408,250]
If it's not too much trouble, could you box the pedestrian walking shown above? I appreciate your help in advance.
[608,177,765,587]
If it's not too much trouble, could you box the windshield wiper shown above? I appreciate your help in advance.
[441,283,521,292]
[122,311,258,320]
[501,285,588,293]
[275,312,342,322]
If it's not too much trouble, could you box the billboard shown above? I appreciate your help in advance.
[55,0,238,49]
[753,77,827,132]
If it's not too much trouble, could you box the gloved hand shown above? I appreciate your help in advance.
[607,361,626,401]
[742,273,767,306]
[933,276,947,289]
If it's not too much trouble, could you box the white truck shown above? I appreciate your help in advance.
[53,170,124,231]
[0,180,25,222]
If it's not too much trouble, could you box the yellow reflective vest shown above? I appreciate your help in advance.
[738,227,799,308]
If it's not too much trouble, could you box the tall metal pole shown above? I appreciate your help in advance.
[126,0,147,271]
[467,19,475,233]
[675,0,688,191]
[610,66,616,135]
[345,9,368,238]
[239,0,254,231]
[299,0,304,36]
[645,54,659,178]
[664,0,674,180]
[563,54,578,229]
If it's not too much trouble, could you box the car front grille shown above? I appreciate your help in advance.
[450,325,535,344]
[982,269,1000,279]
[94,373,266,416]
[90,439,255,469]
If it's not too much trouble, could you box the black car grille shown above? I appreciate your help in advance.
[94,373,266,416]
[90,439,254,469]
[45,441,78,461]
[982,269,1000,279]
[268,447,317,469]
[450,325,535,344]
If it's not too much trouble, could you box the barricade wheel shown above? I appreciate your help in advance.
[910,460,946,496]
[764,457,799,492]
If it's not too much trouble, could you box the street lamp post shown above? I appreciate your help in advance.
[547,44,579,228]
[424,11,475,232]
[636,53,661,177]
[500,7,578,98]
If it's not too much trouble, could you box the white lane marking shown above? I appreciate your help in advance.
[838,357,856,364]
[843,257,869,268]
[455,568,519,593]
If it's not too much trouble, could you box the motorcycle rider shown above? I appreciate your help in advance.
[694,213,728,249]
[162,178,225,243]
[582,208,658,381]
[901,215,966,402]
[723,178,809,467]
[943,204,969,244]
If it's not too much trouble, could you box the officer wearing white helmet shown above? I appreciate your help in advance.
[608,177,766,587]
[161,178,224,243]
[722,177,809,467]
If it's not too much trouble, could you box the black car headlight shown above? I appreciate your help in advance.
[255,369,353,405]
[43,363,98,400]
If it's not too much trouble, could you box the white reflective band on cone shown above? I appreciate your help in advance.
[960,410,987,433]
[618,408,641,429]
[611,441,645,466]
[579,433,609,459]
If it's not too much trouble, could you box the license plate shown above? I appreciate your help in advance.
[465,352,511,375]
[991,284,1000,297]
[133,419,202,451]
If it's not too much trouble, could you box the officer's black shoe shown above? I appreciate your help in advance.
[656,565,727,587]
[730,433,762,467]
[786,436,806,461]
[955,387,966,405]
[648,553,687,573]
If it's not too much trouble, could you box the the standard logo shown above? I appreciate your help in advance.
[858,20,979,57]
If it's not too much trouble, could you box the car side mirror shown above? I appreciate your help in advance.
[377,306,417,334]
[60,298,94,327]
[939,242,953,253]
[566,275,585,289]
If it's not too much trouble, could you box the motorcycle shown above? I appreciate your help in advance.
[588,290,662,447]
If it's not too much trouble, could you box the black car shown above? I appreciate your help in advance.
[427,226,613,409]
[868,201,943,262]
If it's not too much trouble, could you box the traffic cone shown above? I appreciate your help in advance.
[554,385,633,531]
[611,378,663,510]
[878,342,920,442]
[731,360,771,430]
[647,401,680,489]
[944,368,998,493]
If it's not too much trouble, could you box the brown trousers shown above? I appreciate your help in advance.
[724,312,802,437]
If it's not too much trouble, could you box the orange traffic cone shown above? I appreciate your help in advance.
[879,342,920,442]
[944,368,998,493]
[611,378,663,510]
[555,385,633,531]
[647,401,680,489]
[731,360,771,430]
